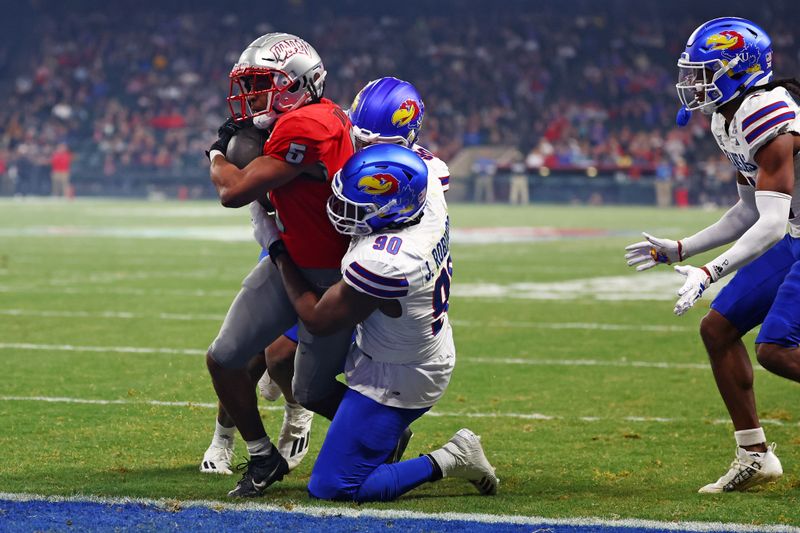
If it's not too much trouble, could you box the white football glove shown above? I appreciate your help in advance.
[673,265,712,316]
[624,232,684,271]
[249,201,280,250]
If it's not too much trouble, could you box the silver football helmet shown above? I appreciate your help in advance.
[227,33,327,129]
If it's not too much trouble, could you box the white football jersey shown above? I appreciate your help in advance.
[711,86,800,236]
[341,172,454,408]
[414,144,450,193]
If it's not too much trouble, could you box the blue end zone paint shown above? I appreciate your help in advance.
[0,499,739,533]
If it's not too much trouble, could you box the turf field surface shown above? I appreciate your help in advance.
[1,199,799,530]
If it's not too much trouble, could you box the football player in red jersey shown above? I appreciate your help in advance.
[205,33,355,498]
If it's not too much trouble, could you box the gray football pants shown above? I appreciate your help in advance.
[208,259,351,406]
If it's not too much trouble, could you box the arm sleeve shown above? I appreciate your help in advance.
[680,183,759,258]
[342,259,410,299]
[703,191,791,282]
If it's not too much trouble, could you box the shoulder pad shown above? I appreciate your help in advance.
[736,87,798,153]
[415,144,450,190]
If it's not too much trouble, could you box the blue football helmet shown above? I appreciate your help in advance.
[348,77,425,148]
[327,144,429,236]
[677,17,773,114]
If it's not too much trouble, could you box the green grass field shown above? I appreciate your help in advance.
[1,199,799,528]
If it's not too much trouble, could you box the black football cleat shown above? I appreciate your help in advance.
[386,427,413,464]
[227,446,289,498]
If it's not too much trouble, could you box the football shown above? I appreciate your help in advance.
[226,124,269,169]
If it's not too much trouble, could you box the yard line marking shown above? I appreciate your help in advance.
[0,272,727,302]
[0,286,233,297]
[0,309,225,321]
[0,309,223,321]
[451,319,693,333]
[452,272,727,301]
[0,395,794,427]
[0,342,722,371]
[0,343,206,356]
[0,308,693,332]
[47,268,232,284]
[463,356,717,371]
[0,342,744,373]
[0,493,795,533]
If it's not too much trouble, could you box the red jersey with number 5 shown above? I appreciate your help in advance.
[264,98,354,268]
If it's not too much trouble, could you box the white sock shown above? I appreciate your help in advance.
[428,446,456,477]
[211,420,236,449]
[246,436,273,457]
[735,427,766,448]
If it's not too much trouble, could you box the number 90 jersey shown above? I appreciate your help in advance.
[340,172,454,407]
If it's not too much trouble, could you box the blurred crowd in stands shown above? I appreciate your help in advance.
[0,0,797,203]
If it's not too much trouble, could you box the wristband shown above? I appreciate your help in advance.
[209,149,224,162]
[268,240,288,265]
[700,266,713,283]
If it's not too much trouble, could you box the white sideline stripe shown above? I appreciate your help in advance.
[1,395,795,427]
[0,309,693,332]
[0,493,794,532]
[0,342,723,372]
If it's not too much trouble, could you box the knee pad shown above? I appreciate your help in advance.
[207,338,247,370]
[294,383,346,420]
[308,472,351,501]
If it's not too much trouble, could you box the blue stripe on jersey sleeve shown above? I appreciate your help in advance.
[344,270,409,298]
[744,111,796,144]
[742,101,788,131]
[349,262,409,287]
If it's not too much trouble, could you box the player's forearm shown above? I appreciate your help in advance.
[273,254,328,334]
[210,156,253,208]
[701,191,790,282]
[211,155,300,208]
[680,185,759,258]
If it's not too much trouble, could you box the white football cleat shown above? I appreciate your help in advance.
[277,402,314,471]
[429,428,498,495]
[699,443,782,493]
[200,443,234,475]
[257,369,283,402]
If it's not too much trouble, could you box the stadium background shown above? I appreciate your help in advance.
[1,0,797,205]
[3,1,800,531]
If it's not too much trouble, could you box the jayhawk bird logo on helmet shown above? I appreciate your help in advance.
[357,173,400,196]
[706,31,745,51]
[391,99,422,128]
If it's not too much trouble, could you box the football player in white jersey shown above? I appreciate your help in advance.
[625,17,800,493]
[261,144,497,501]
